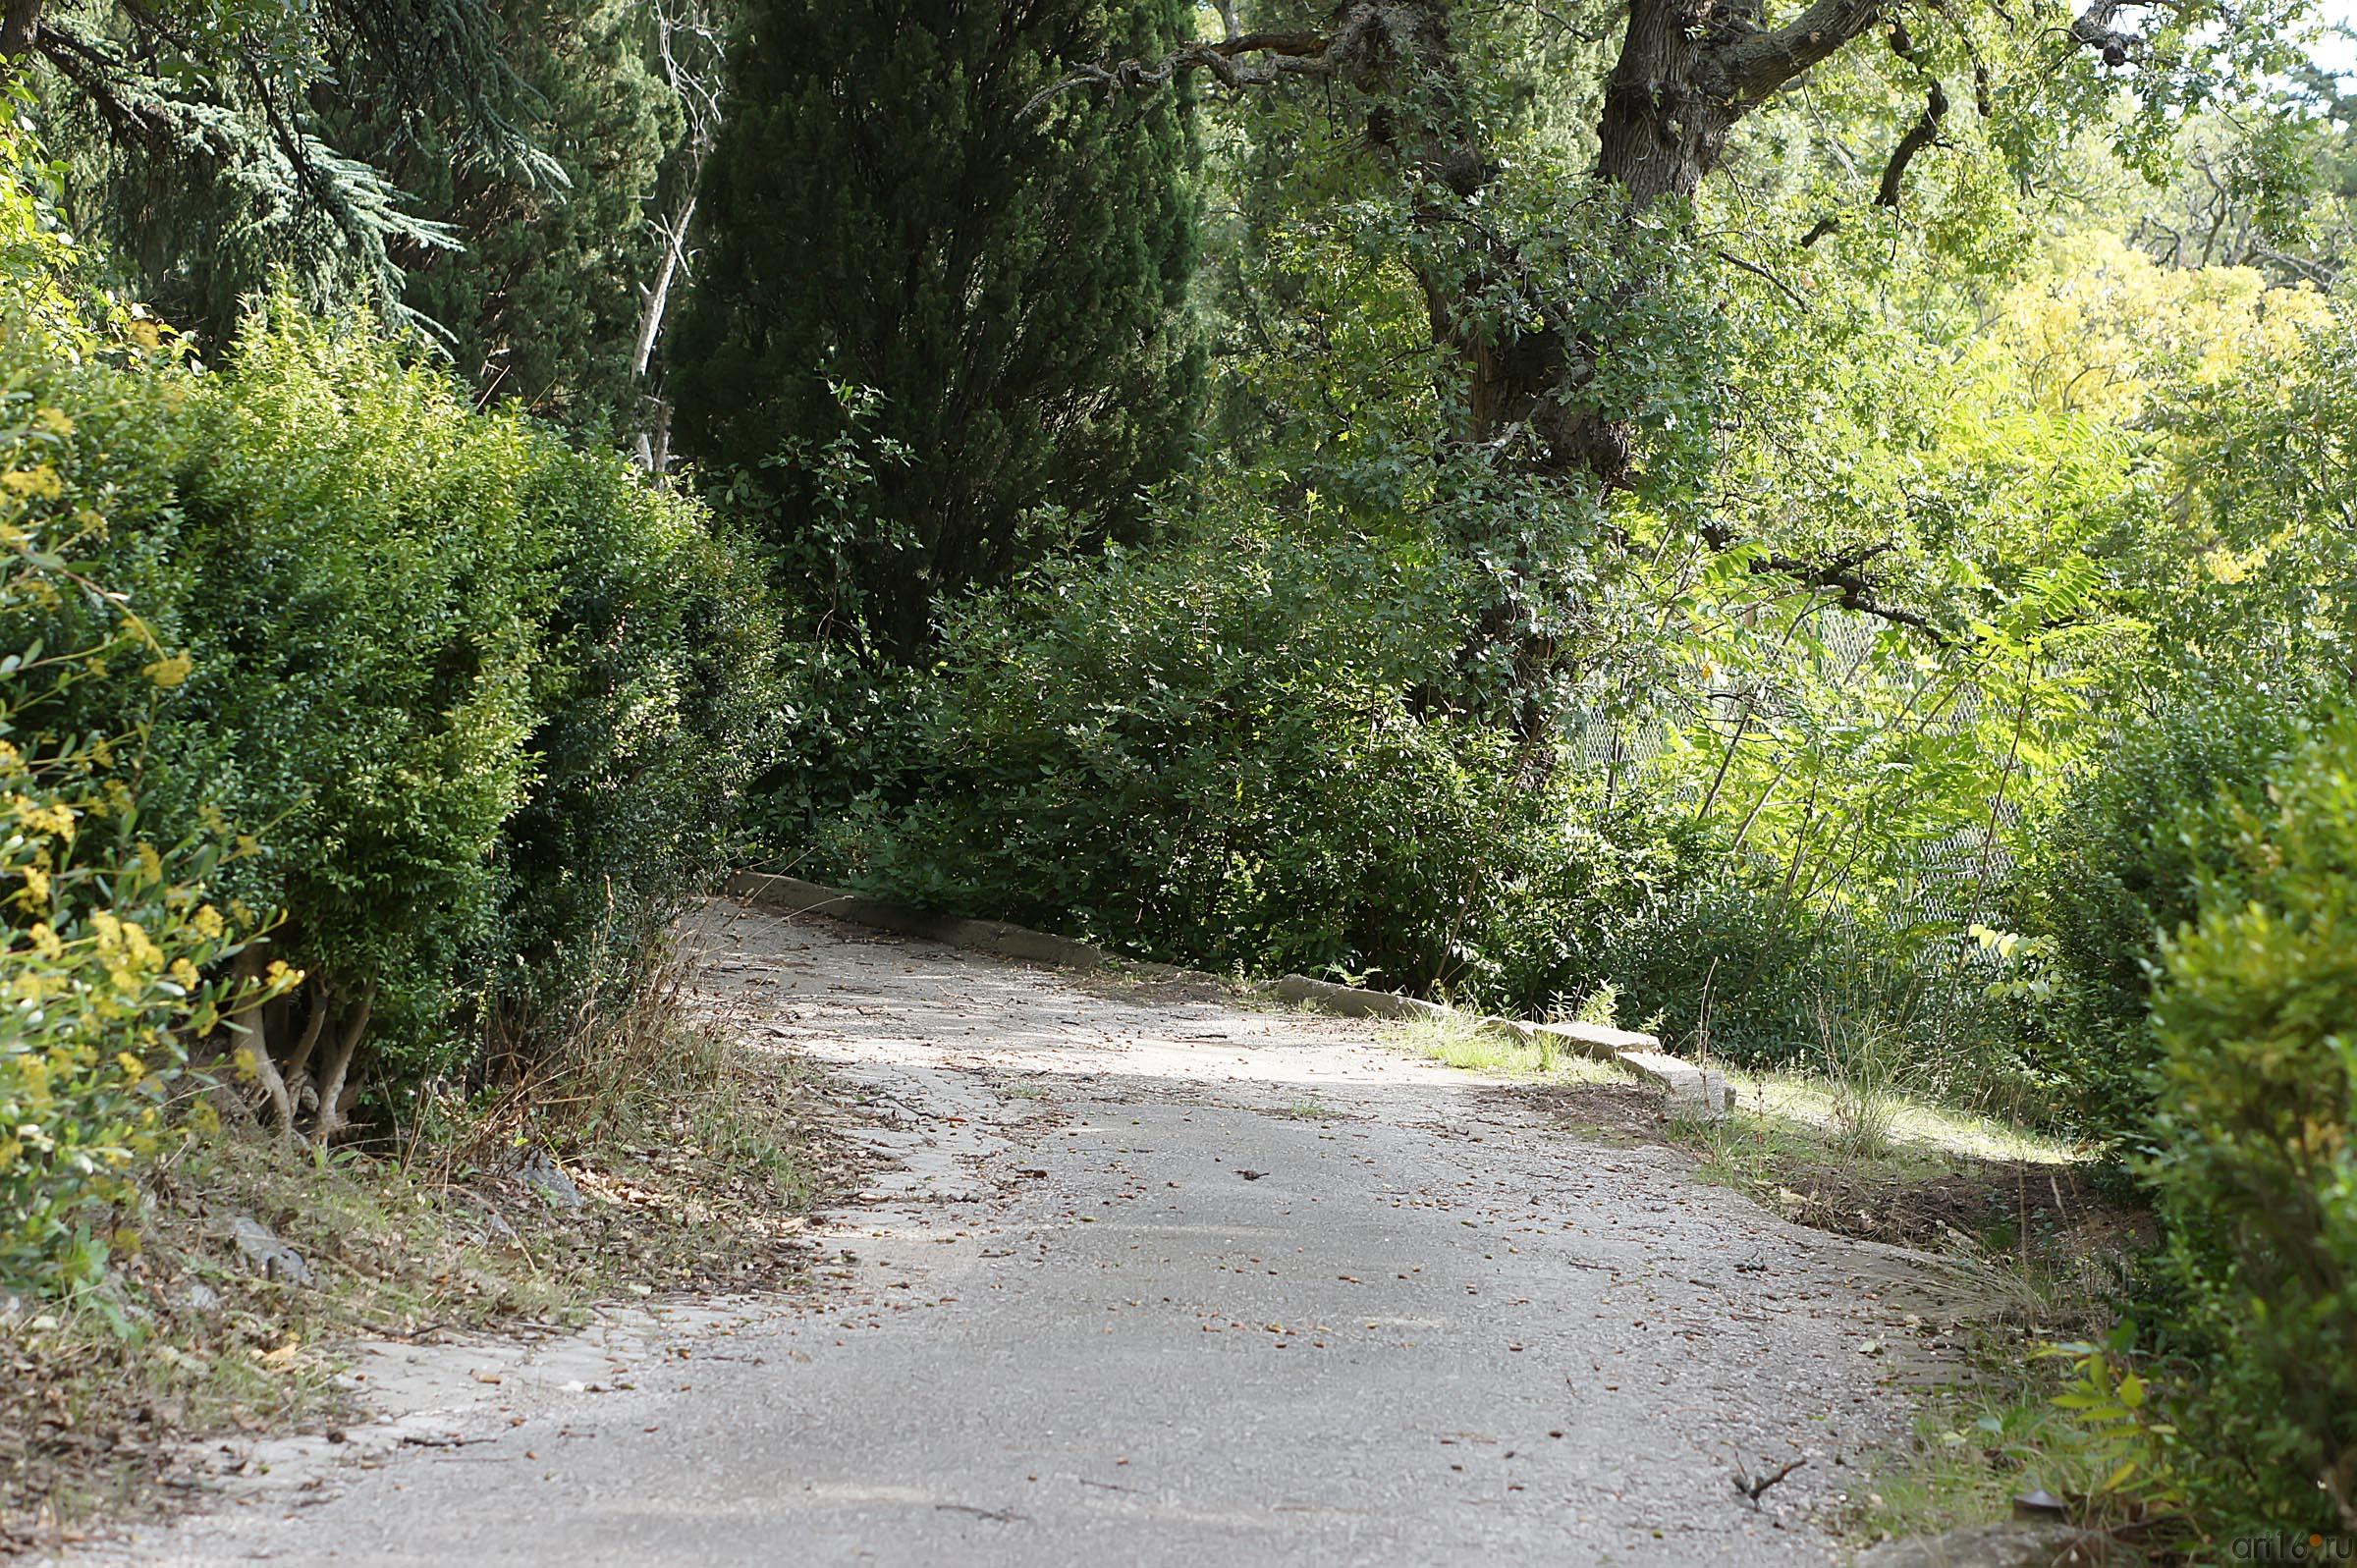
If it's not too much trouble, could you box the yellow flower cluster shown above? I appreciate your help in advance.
[0,463,62,500]
[11,792,78,840]
[142,652,192,687]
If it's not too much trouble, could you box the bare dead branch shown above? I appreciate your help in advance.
[1734,1456,1807,1504]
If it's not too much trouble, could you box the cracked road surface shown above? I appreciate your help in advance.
[85,898,1952,1566]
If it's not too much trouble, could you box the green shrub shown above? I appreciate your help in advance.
[156,311,785,1123]
[158,309,550,1103]
[1601,880,2014,1101]
[1603,878,1848,1064]
[3,292,785,1159]
[834,530,1694,1009]
[2014,684,2310,1143]
[2147,716,2357,1534]
[0,339,276,1297]
[745,643,941,866]
[487,443,784,1060]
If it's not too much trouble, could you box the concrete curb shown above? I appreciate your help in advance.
[726,871,1728,1119]
[1269,974,1448,1023]
[1283,980,1729,1120]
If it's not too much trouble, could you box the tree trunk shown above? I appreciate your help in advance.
[1303,0,1876,487]
[307,987,373,1147]
[0,0,41,62]
[224,947,295,1133]
[1275,2,1709,496]
[630,189,698,474]
[282,976,330,1088]
[1060,0,1890,735]
[1597,0,1736,207]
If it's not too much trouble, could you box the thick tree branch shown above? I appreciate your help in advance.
[2069,0,2137,64]
[1760,553,1938,636]
[1704,526,1946,639]
[1874,80,1947,207]
[27,25,175,141]
[1794,21,1946,242]
[1716,0,1888,104]
[1023,27,1337,115]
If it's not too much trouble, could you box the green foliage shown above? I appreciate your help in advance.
[26,0,558,341]
[324,0,684,426]
[158,308,549,1081]
[2142,288,2357,676]
[722,381,936,856]
[670,0,1203,651]
[3,288,780,1151]
[833,521,1696,1008]
[0,78,778,1284]
[746,644,939,864]
[2038,1332,2192,1521]
[2145,716,2357,1534]
[150,308,780,1097]
[490,435,783,1055]
[0,221,276,1294]
[2013,685,2310,1144]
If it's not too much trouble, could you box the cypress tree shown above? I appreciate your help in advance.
[669,0,1201,653]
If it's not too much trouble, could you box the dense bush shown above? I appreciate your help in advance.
[2012,684,2311,1143]
[1609,885,1893,1061]
[832,529,1697,1010]
[743,644,940,865]
[473,399,784,1064]
[158,312,780,1127]
[2,284,780,1271]
[0,336,280,1295]
[160,311,554,1101]
[2146,717,2357,1534]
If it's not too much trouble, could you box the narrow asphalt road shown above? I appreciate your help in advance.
[82,898,1952,1566]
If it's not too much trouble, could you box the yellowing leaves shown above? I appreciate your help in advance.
[1986,234,2330,422]
[0,463,63,500]
[12,794,78,840]
[142,652,193,687]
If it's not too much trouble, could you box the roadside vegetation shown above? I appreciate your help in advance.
[2,0,2354,1558]
[0,67,817,1541]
